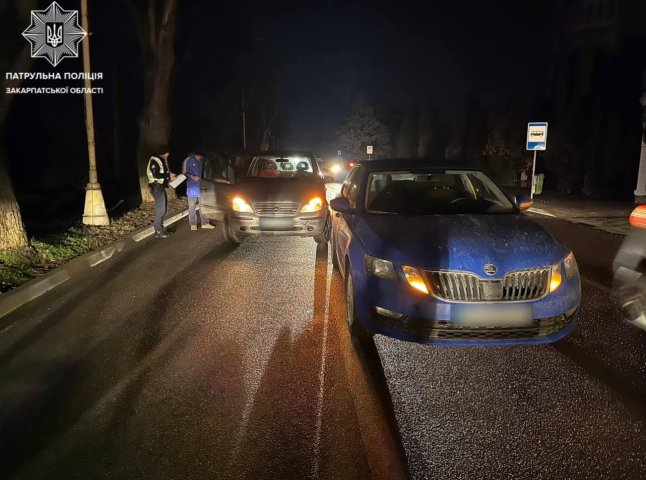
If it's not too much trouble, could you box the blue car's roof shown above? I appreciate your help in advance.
[356,158,475,172]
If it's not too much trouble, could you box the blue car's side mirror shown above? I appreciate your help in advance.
[515,194,533,211]
[330,197,353,214]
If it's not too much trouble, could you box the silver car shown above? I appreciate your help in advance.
[200,151,331,245]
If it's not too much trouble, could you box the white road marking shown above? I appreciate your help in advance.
[528,207,556,217]
[88,246,116,267]
[312,261,332,479]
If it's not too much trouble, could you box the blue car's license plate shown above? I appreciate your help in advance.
[259,217,294,231]
[452,304,533,328]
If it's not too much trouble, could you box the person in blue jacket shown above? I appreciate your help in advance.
[182,148,215,231]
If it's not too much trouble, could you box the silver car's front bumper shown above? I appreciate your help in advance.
[229,211,327,237]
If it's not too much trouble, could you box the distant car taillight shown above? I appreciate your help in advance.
[629,205,646,229]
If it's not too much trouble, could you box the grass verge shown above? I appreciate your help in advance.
[0,198,186,293]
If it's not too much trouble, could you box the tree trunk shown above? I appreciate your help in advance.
[0,41,34,251]
[135,0,179,203]
[0,149,28,250]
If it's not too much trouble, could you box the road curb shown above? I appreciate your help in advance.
[0,209,189,320]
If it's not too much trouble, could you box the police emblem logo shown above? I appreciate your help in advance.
[22,2,87,67]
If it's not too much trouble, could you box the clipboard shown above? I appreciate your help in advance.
[169,174,186,189]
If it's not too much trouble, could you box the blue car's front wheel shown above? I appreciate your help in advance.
[346,270,370,342]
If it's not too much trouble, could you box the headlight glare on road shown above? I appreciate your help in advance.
[365,255,397,280]
[550,263,562,293]
[232,196,253,213]
[402,265,429,294]
[563,251,578,279]
[300,197,323,212]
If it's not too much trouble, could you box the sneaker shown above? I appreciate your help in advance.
[154,231,170,239]
[162,229,173,236]
[201,223,215,230]
[191,225,198,231]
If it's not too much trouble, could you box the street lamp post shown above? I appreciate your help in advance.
[81,0,109,225]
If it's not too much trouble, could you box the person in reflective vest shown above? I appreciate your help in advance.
[147,144,176,238]
[182,148,214,231]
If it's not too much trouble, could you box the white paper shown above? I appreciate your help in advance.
[169,174,186,189]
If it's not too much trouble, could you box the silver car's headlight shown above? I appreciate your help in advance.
[300,197,323,213]
[365,255,397,280]
[563,251,579,279]
[232,196,253,213]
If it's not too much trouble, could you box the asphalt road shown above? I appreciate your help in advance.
[379,214,646,479]
[0,211,644,479]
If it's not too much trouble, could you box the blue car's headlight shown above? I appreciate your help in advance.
[550,264,562,292]
[549,252,578,293]
[563,251,579,279]
[365,255,397,280]
[402,265,430,294]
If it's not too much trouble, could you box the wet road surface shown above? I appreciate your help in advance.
[0,211,644,479]
[0,226,404,479]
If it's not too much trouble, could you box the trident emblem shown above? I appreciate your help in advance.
[23,2,87,67]
[46,23,63,47]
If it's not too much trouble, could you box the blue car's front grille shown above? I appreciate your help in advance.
[502,268,550,300]
[375,312,572,341]
[425,268,550,302]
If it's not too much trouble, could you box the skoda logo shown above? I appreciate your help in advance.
[483,263,497,276]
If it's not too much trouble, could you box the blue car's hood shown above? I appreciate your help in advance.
[355,213,568,277]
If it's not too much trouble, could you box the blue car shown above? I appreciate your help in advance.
[329,160,581,346]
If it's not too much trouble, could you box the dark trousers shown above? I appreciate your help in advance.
[150,184,167,233]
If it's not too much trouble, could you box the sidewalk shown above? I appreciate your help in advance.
[511,188,636,236]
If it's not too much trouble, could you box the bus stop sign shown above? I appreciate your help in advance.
[527,122,548,151]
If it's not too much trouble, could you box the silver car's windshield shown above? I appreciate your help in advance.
[248,155,316,178]
[365,170,515,214]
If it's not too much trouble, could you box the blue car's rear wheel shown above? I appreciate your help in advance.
[346,270,370,342]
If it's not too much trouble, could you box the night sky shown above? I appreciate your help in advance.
[7,0,555,216]
[176,0,553,155]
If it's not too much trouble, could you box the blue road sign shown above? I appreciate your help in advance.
[527,122,548,151]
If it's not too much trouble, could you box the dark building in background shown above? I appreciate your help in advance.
[547,0,646,199]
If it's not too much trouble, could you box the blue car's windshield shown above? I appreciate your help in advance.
[365,170,515,214]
